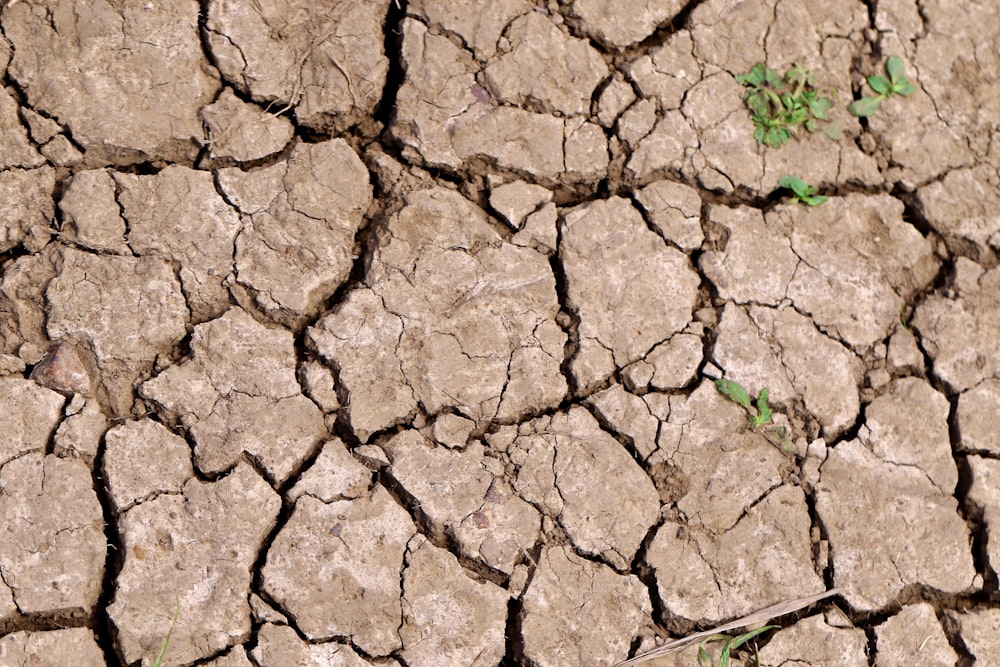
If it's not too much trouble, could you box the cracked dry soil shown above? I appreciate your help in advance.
[0,0,999,665]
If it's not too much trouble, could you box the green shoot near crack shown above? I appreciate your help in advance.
[715,379,792,451]
[152,605,179,667]
[697,625,777,667]
[778,175,827,206]
[849,55,916,117]
[736,62,840,148]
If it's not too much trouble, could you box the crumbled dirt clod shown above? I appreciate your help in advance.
[511,407,659,569]
[108,463,279,666]
[102,419,194,512]
[253,623,397,667]
[568,0,685,48]
[0,166,55,254]
[400,535,508,666]
[141,307,326,483]
[309,187,566,440]
[816,439,976,611]
[562,196,699,389]
[52,397,106,462]
[262,487,416,655]
[218,139,372,327]
[521,545,651,667]
[876,602,957,665]
[46,247,189,416]
[483,12,608,117]
[205,0,389,133]
[648,484,823,623]
[0,628,105,667]
[714,304,862,438]
[0,453,104,614]
[58,169,130,255]
[952,608,1000,664]
[5,0,218,164]
[914,261,1000,393]
[967,456,1000,579]
[756,615,868,667]
[287,437,372,503]
[200,88,294,162]
[0,377,64,466]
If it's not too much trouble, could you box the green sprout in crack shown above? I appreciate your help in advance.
[152,605,179,667]
[777,175,827,206]
[848,55,916,117]
[736,62,840,148]
[715,379,793,451]
[697,625,778,667]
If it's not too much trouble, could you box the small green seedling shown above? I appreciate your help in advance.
[152,605,179,667]
[900,303,911,330]
[715,379,792,451]
[849,55,916,117]
[777,175,827,206]
[697,625,778,667]
[736,62,840,148]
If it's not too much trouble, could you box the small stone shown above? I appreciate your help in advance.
[30,341,92,396]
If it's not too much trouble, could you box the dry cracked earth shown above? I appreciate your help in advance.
[0,0,999,665]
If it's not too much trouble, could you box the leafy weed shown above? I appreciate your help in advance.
[715,379,792,451]
[736,62,840,148]
[697,626,778,667]
[849,55,916,117]
[777,175,827,206]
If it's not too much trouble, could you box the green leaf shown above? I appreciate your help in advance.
[715,378,752,410]
[808,96,833,119]
[868,75,891,95]
[801,194,828,206]
[823,120,844,140]
[777,174,806,195]
[886,55,907,82]
[893,80,916,96]
[729,626,779,651]
[753,387,773,428]
[153,605,180,667]
[849,96,882,117]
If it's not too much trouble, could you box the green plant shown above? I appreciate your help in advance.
[697,625,777,667]
[848,55,916,117]
[736,62,840,148]
[152,605,179,667]
[715,379,792,450]
[777,175,827,206]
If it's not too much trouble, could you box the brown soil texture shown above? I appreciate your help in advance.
[1,0,999,666]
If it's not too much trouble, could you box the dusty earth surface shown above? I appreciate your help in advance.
[0,0,999,665]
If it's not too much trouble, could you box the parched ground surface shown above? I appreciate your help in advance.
[0,0,999,666]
